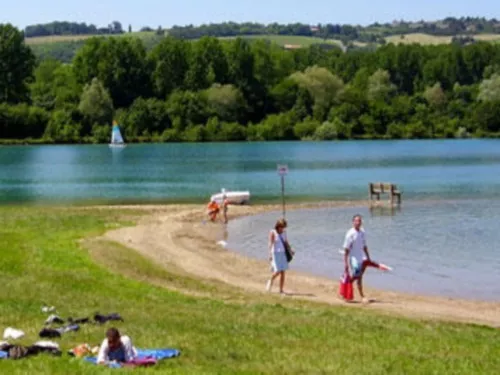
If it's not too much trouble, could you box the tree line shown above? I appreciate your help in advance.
[25,17,500,42]
[2,23,500,144]
[25,21,125,38]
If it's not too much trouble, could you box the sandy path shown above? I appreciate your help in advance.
[101,203,500,327]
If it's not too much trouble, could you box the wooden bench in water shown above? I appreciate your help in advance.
[369,182,402,206]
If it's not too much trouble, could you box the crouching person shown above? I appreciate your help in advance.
[97,327,137,365]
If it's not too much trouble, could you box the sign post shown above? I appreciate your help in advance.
[277,164,288,219]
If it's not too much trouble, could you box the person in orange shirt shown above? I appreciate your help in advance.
[207,199,220,222]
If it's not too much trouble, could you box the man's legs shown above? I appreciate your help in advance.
[350,257,367,302]
[355,276,365,300]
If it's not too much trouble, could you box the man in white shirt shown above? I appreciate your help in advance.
[97,328,137,365]
[343,214,390,303]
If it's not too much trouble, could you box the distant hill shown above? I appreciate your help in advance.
[22,17,500,62]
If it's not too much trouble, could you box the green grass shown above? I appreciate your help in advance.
[25,32,339,48]
[218,34,343,47]
[0,206,499,374]
[24,31,159,45]
[385,33,500,45]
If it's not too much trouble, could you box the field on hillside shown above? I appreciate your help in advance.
[26,32,344,48]
[26,31,500,50]
[0,205,498,374]
[25,31,158,45]
[385,32,500,45]
[218,34,344,47]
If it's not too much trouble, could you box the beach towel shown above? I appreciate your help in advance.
[84,348,180,368]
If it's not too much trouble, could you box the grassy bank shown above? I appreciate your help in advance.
[0,206,499,374]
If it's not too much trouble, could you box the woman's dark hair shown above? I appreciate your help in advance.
[106,327,121,340]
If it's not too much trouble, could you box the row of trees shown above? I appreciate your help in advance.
[25,21,125,38]
[168,18,500,42]
[25,17,500,42]
[168,22,363,42]
[25,17,500,40]
[2,23,500,143]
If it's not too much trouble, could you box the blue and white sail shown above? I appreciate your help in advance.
[109,121,126,148]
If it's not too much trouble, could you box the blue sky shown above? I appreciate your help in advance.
[2,0,499,30]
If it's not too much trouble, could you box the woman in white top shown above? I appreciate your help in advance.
[97,327,137,365]
[266,219,294,294]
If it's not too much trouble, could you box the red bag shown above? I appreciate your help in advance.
[339,273,353,301]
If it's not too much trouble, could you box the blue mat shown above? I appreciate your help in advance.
[84,348,180,368]
[0,351,8,359]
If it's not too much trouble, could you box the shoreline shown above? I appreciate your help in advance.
[98,201,500,327]
[1,137,499,146]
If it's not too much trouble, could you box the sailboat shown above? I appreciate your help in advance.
[109,121,126,148]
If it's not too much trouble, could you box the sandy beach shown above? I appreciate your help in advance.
[96,202,500,327]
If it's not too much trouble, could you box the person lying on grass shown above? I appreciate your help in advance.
[97,327,137,365]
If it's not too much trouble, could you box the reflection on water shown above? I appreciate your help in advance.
[1,140,500,203]
[368,205,402,217]
[227,200,500,301]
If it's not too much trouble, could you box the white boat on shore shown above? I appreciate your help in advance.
[210,190,250,205]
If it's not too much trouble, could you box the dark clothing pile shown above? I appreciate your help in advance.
[0,343,61,360]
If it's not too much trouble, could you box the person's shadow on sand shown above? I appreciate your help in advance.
[343,298,384,304]
[282,292,316,297]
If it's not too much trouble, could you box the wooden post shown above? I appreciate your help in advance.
[277,165,288,219]
[281,175,286,219]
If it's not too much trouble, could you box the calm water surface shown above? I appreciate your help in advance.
[1,140,500,203]
[1,140,499,300]
[227,200,500,301]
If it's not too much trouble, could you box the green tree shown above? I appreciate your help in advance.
[44,107,82,142]
[477,74,500,102]
[78,78,114,130]
[270,79,300,113]
[183,125,207,142]
[73,37,151,108]
[0,24,36,103]
[121,97,170,137]
[30,59,62,110]
[313,121,338,140]
[149,37,190,98]
[293,117,320,140]
[423,82,447,109]
[52,65,82,108]
[185,37,229,90]
[248,112,295,141]
[204,84,247,122]
[291,66,344,120]
[0,103,49,138]
[205,117,247,141]
[251,40,285,87]
[166,90,208,131]
[367,69,396,102]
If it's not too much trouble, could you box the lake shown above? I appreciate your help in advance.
[227,200,500,301]
[1,140,500,203]
[2,140,500,300]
